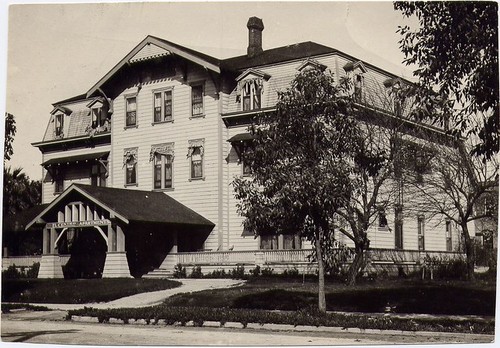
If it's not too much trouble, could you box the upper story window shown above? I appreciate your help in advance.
[153,89,173,123]
[187,139,204,180]
[91,162,107,187]
[54,114,64,138]
[53,167,64,194]
[191,84,204,117]
[378,209,388,229]
[123,148,138,185]
[236,69,270,112]
[125,96,137,127]
[242,79,262,111]
[150,143,174,190]
[343,61,367,104]
[354,74,364,102]
[91,108,105,128]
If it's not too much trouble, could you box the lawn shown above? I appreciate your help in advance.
[164,277,496,316]
[2,278,181,304]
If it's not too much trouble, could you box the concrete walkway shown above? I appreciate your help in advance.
[28,278,245,311]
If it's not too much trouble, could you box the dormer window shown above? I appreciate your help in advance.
[91,107,105,128]
[354,74,364,102]
[343,61,367,103]
[236,69,270,112]
[242,80,262,111]
[54,113,64,137]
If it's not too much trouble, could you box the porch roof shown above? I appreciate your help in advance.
[41,151,109,167]
[26,184,215,229]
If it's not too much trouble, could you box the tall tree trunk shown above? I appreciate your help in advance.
[462,223,476,281]
[315,229,326,312]
[347,246,364,286]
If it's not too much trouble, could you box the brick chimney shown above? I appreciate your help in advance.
[247,17,264,58]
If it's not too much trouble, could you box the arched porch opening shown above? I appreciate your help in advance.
[57,227,107,279]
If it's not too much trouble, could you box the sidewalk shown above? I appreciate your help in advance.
[21,278,244,311]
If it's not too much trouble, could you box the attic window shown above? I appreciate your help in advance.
[239,79,263,111]
[354,74,364,102]
[54,114,64,138]
[123,148,138,186]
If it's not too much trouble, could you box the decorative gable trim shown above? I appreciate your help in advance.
[25,183,130,230]
[50,106,72,115]
[297,59,327,72]
[87,36,220,97]
[129,43,171,63]
[343,60,368,73]
[235,68,271,82]
[86,97,106,109]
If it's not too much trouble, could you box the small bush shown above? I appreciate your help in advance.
[250,265,261,277]
[435,259,468,280]
[282,267,299,277]
[261,267,274,276]
[204,269,227,278]
[230,265,245,279]
[2,263,40,279]
[173,264,187,278]
[190,266,203,278]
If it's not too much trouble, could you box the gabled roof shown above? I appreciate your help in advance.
[86,35,221,97]
[221,41,337,71]
[50,105,72,115]
[27,184,214,229]
[236,68,271,81]
[343,60,368,73]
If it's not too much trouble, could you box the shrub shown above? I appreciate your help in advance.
[250,265,261,277]
[435,259,468,280]
[261,267,274,276]
[2,263,40,279]
[190,266,203,278]
[282,267,299,277]
[230,265,245,279]
[204,269,227,278]
[173,264,186,278]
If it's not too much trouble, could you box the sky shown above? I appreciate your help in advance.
[1,1,416,181]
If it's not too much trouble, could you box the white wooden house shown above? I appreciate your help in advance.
[19,17,464,278]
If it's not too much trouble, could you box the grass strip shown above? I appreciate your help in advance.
[67,306,494,334]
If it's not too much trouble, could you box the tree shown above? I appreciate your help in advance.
[395,2,499,159]
[403,140,498,280]
[233,68,359,311]
[4,112,16,163]
[3,166,41,217]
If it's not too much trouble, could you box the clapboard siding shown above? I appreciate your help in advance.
[111,64,221,250]
[41,145,111,204]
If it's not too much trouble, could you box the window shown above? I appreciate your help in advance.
[260,235,278,250]
[54,114,64,137]
[153,153,173,189]
[153,90,173,123]
[190,147,203,179]
[125,96,137,127]
[123,149,138,185]
[53,167,64,194]
[418,215,425,251]
[283,234,302,250]
[241,79,262,111]
[394,205,403,249]
[91,163,106,187]
[91,108,105,128]
[354,74,364,102]
[191,85,204,116]
[378,209,388,229]
[445,220,452,252]
[188,140,204,180]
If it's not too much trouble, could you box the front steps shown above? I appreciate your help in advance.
[143,253,178,278]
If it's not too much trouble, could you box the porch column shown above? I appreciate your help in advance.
[38,227,64,278]
[103,223,131,278]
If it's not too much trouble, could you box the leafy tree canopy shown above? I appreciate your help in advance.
[4,113,16,163]
[395,1,498,159]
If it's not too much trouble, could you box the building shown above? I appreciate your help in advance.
[16,17,463,278]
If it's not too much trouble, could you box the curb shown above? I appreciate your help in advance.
[69,315,495,340]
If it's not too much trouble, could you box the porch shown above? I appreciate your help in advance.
[144,248,465,278]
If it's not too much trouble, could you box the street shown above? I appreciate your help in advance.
[1,310,494,346]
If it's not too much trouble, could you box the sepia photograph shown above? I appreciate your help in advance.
[1,1,498,346]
